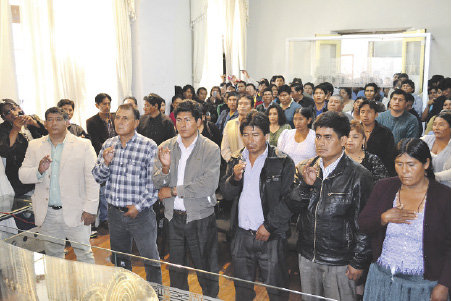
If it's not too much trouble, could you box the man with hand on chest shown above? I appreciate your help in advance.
[221,111,295,301]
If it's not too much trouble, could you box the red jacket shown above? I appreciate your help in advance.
[358,177,450,288]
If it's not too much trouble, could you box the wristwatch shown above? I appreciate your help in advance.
[171,187,177,197]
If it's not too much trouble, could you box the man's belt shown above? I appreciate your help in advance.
[109,204,128,213]
[48,205,62,210]
[239,227,257,236]
[173,209,187,215]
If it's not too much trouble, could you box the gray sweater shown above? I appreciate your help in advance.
[153,134,221,222]
[376,110,420,144]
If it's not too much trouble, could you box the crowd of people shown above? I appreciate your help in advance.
[0,72,450,301]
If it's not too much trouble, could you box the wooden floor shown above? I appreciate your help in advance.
[65,230,302,301]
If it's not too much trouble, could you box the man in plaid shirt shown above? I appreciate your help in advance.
[92,103,161,284]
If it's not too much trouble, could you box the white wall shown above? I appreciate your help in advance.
[247,0,451,81]
[131,0,192,113]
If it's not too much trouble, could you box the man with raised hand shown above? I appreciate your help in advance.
[92,103,162,283]
[221,111,295,301]
[19,107,98,263]
[153,100,221,297]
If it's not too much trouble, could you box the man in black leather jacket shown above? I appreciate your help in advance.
[221,112,295,301]
[287,111,373,301]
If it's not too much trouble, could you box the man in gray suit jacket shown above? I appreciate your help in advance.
[153,100,220,298]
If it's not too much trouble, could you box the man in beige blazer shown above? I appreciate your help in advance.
[19,107,99,263]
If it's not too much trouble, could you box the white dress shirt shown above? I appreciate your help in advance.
[238,147,268,231]
[173,135,198,211]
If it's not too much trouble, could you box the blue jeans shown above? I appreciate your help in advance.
[108,204,162,284]
[98,184,108,222]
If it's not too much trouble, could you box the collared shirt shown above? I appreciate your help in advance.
[92,132,158,211]
[319,151,344,179]
[39,136,66,206]
[280,100,301,128]
[173,134,198,211]
[238,147,268,231]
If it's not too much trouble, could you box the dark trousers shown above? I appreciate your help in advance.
[108,205,162,284]
[231,228,289,301]
[167,213,219,298]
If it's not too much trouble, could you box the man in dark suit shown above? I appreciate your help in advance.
[86,93,116,234]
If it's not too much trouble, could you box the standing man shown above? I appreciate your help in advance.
[92,103,162,283]
[291,83,314,108]
[376,89,420,144]
[313,85,329,117]
[221,95,254,162]
[19,107,99,262]
[256,88,273,112]
[86,93,116,235]
[279,84,301,128]
[288,111,373,301]
[221,112,295,301]
[153,100,220,297]
[138,93,175,146]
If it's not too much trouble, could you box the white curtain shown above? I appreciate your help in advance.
[16,0,133,126]
[223,0,248,80]
[114,0,134,99]
[0,1,19,101]
[191,0,247,91]
[191,0,224,91]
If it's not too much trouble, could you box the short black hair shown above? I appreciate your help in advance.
[197,87,207,95]
[390,89,407,100]
[262,87,272,94]
[291,83,303,93]
[274,75,285,82]
[57,99,75,109]
[438,78,451,91]
[95,93,111,105]
[314,84,328,95]
[405,93,415,104]
[340,87,352,98]
[320,82,334,95]
[258,79,270,87]
[174,100,202,121]
[364,82,379,92]
[117,103,140,120]
[182,84,196,95]
[239,95,255,108]
[236,80,246,87]
[401,79,415,91]
[396,138,435,179]
[291,77,302,85]
[246,83,256,90]
[227,91,239,101]
[278,84,291,95]
[359,99,380,113]
[45,107,69,120]
[240,111,270,135]
[265,103,287,126]
[144,93,164,110]
[304,82,314,90]
[123,96,137,106]
[313,111,350,138]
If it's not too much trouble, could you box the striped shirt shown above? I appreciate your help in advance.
[92,132,158,211]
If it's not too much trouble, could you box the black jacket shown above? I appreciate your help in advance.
[86,113,115,155]
[366,121,396,176]
[287,154,374,269]
[0,118,47,196]
[220,145,295,239]
[137,113,175,146]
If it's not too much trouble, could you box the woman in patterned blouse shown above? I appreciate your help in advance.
[345,120,389,182]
